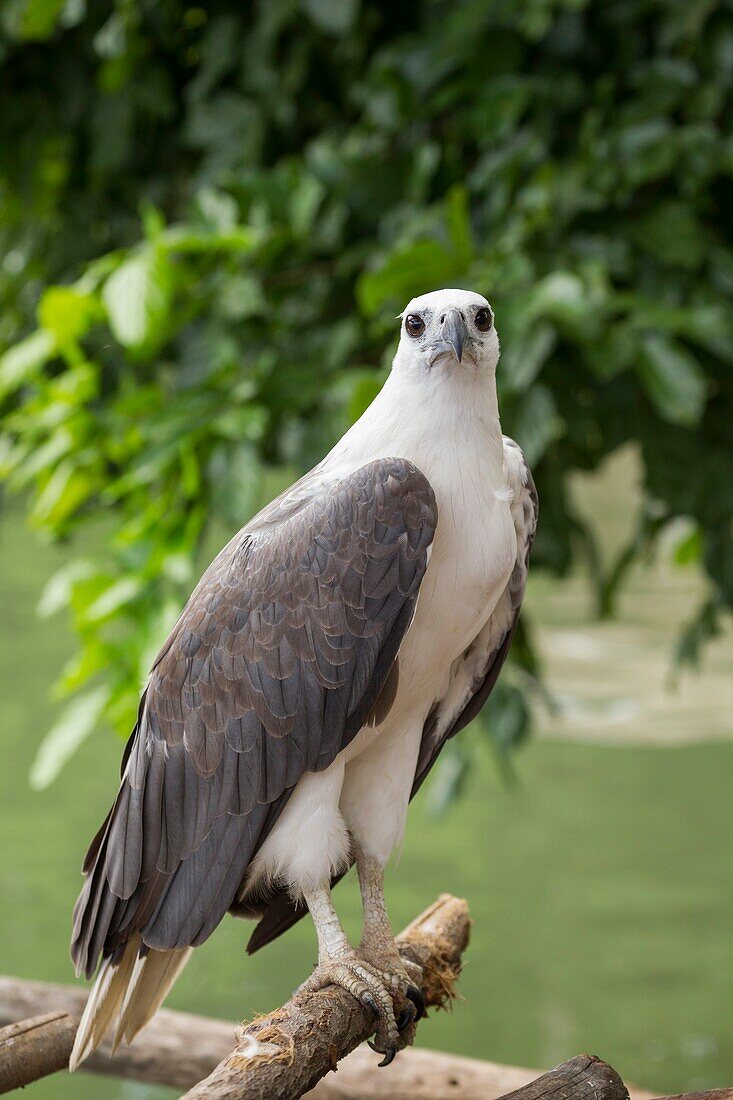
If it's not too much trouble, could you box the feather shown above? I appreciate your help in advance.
[113,946,192,1050]
[69,935,138,1070]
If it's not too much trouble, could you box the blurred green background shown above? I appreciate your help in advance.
[1,1,732,1097]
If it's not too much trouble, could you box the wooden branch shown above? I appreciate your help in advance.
[0,976,236,1092]
[0,1012,78,1093]
[0,981,573,1100]
[0,976,601,1100]
[0,974,729,1100]
[497,1056,629,1100]
[181,893,471,1099]
[307,1048,612,1100]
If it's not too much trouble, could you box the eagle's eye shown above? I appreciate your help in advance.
[405,314,425,338]
[475,307,493,332]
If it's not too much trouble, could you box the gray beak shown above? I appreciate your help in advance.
[440,308,468,363]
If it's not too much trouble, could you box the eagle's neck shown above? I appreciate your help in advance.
[326,365,506,490]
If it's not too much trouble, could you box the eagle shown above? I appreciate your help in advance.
[69,288,538,1070]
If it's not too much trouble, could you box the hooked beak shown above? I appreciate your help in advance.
[440,308,468,363]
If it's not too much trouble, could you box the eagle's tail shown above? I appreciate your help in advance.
[69,936,192,1071]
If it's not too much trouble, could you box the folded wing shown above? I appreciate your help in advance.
[71,457,437,979]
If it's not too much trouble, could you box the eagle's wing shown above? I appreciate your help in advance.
[245,437,537,955]
[411,436,538,795]
[71,457,437,979]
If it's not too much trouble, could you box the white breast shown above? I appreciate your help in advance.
[387,462,516,725]
[320,361,516,735]
[246,363,520,890]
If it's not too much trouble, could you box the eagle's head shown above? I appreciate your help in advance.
[393,288,499,376]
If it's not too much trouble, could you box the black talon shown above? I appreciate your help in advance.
[362,993,379,1017]
[406,984,426,1021]
[397,1004,416,1032]
[368,1040,397,1068]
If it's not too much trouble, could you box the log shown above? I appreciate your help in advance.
[496,1056,628,1100]
[0,1012,78,1093]
[181,893,471,1099]
[0,977,599,1100]
[308,1047,568,1099]
[0,894,469,1097]
[0,976,236,1092]
[0,984,574,1099]
[0,976,727,1100]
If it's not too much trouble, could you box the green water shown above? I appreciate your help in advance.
[2,506,732,1099]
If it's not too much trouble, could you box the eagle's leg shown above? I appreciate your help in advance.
[354,846,425,1028]
[298,883,403,1063]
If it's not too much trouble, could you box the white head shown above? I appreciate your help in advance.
[393,288,499,377]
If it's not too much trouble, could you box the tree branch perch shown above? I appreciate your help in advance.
[181,893,470,1099]
[1,896,730,1100]
[0,894,470,1098]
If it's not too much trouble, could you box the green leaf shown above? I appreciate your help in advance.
[673,525,703,567]
[509,385,564,465]
[37,560,95,618]
[290,173,326,237]
[38,286,100,348]
[30,459,97,528]
[0,329,55,399]
[29,685,110,790]
[426,744,472,818]
[218,274,266,321]
[82,577,144,624]
[348,373,383,422]
[446,186,473,267]
[102,247,173,349]
[207,442,261,527]
[6,0,65,40]
[638,335,708,426]
[196,187,239,231]
[482,682,531,752]
[5,431,70,488]
[531,272,589,327]
[500,323,555,393]
[160,225,258,254]
[301,0,359,35]
[358,240,462,316]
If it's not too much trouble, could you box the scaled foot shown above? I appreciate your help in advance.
[296,950,423,1066]
[359,942,425,1056]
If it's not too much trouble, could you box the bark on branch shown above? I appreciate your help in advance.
[0,979,583,1100]
[181,893,471,1099]
[0,986,570,1100]
[0,988,236,1094]
[0,893,470,1097]
[1,931,730,1100]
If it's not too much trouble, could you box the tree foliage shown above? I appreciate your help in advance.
[0,0,731,786]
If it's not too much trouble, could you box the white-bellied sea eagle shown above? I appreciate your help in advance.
[70,288,538,1069]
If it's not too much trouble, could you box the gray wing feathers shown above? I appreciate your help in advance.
[72,458,437,978]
